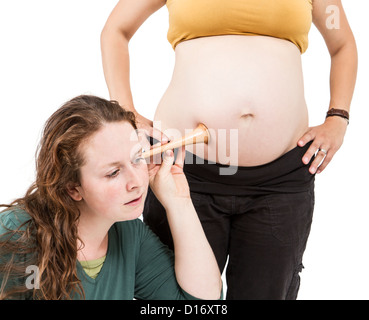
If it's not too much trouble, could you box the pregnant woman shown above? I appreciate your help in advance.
[101,0,357,299]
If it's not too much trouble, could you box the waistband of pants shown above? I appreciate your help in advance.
[183,142,315,196]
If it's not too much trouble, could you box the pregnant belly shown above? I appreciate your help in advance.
[153,35,309,167]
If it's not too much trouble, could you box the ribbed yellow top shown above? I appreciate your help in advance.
[167,0,313,53]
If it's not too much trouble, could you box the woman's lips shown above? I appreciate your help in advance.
[124,195,143,206]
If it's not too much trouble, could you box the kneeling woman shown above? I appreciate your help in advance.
[0,95,221,300]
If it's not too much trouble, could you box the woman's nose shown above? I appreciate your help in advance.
[125,166,142,191]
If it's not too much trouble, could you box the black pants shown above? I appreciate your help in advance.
[143,143,315,300]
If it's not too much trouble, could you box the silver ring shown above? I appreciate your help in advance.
[318,148,328,155]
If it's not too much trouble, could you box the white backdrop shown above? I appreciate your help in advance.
[0,1,367,300]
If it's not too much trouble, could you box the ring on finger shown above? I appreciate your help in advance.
[318,148,328,155]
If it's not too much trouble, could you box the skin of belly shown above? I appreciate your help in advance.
[154,35,309,167]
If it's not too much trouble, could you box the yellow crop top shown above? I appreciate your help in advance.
[166,0,313,53]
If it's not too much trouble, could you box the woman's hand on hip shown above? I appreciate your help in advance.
[135,113,169,145]
[297,116,348,174]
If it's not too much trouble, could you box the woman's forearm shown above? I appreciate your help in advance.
[328,40,358,112]
[165,200,222,300]
[100,27,135,111]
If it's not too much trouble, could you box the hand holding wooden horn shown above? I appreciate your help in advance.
[141,123,210,159]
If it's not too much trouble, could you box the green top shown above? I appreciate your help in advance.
[0,208,203,300]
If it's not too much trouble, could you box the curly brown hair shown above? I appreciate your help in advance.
[0,95,136,299]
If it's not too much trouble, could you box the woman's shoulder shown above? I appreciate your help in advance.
[0,207,31,233]
[115,218,147,235]
[114,218,158,244]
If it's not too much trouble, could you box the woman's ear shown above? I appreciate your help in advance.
[66,183,83,201]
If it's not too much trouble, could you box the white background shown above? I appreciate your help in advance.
[0,1,368,300]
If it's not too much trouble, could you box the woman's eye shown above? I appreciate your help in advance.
[107,169,120,178]
[134,157,145,164]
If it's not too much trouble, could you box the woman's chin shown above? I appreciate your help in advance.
[121,203,145,222]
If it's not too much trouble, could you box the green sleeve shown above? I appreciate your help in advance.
[0,209,34,300]
[0,210,15,237]
[134,221,201,300]
[0,209,25,248]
